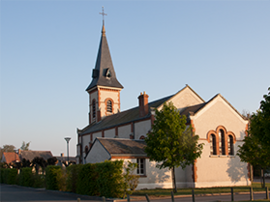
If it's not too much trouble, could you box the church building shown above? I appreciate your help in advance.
[76,21,250,189]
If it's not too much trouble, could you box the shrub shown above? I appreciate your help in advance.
[123,161,140,198]
[19,167,33,187]
[66,164,83,193]
[45,165,62,190]
[33,173,45,188]
[0,168,4,183]
[95,160,124,198]
[76,163,99,195]
[4,168,18,184]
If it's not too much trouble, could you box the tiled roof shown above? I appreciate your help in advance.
[2,152,20,164]
[20,151,53,162]
[79,94,174,135]
[97,137,146,156]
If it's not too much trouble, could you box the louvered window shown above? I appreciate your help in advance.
[107,100,112,113]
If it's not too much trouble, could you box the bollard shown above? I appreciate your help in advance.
[145,194,150,202]
[192,189,195,202]
[250,187,254,201]
[77,198,81,202]
[102,196,106,202]
[171,191,174,202]
[231,188,234,201]
[127,194,130,202]
[266,187,269,200]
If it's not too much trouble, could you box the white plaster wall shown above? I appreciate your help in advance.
[92,132,102,142]
[100,90,119,117]
[159,87,204,111]
[134,120,151,139]
[104,128,115,138]
[118,124,131,138]
[194,96,247,140]
[175,166,191,188]
[120,159,173,190]
[193,96,250,187]
[86,140,110,164]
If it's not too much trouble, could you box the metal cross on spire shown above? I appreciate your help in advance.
[99,6,107,25]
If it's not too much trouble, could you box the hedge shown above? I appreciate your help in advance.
[0,168,4,183]
[2,168,18,184]
[45,165,62,190]
[19,167,33,187]
[95,160,124,198]
[0,160,138,198]
[66,164,83,193]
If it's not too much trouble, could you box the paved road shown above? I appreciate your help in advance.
[1,184,269,202]
[0,184,97,202]
[131,192,270,202]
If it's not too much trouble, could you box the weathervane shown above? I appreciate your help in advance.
[99,6,107,25]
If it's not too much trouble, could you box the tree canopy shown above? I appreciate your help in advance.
[237,87,270,187]
[144,102,204,192]
[20,141,30,151]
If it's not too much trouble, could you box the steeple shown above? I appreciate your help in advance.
[86,23,123,91]
[86,9,123,124]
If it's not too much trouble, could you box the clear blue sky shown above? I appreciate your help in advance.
[1,1,269,157]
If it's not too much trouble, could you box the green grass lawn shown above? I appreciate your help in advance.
[132,182,270,196]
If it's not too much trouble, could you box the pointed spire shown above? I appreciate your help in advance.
[102,24,106,36]
[86,10,123,92]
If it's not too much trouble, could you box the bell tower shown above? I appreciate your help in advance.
[86,14,123,124]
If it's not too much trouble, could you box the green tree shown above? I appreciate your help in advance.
[144,102,204,193]
[237,87,270,188]
[237,127,270,187]
[258,87,270,152]
[20,141,30,151]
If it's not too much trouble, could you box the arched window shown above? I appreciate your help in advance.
[219,130,226,155]
[139,135,145,140]
[210,134,217,155]
[85,146,89,154]
[92,100,96,118]
[228,135,234,155]
[107,100,112,113]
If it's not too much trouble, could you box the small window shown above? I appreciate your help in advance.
[137,158,145,175]
[107,100,112,113]
[92,100,96,118]
[219,130,226,155]
[210,134,217,155]
[228,135,234,155]
[85,146,89,154]
[139,135,145,140]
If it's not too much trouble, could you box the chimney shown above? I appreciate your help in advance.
[18,149,21,155]
[138,91,149,117]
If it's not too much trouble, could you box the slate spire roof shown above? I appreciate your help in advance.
[86,24,123,91]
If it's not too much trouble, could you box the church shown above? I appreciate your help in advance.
[76,21,250,189]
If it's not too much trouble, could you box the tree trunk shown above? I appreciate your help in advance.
[250,164,253,183]
[172,167,177,193]
[263,169,265,188]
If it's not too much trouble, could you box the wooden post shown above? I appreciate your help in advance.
[171,191,174,202]
[231,188,234,201]
[102,196,106,202]
[266,187,269,200]
[77,198,81,202]
[250,187,254,201]
[192,189,195,202]
[145,194,150,202]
